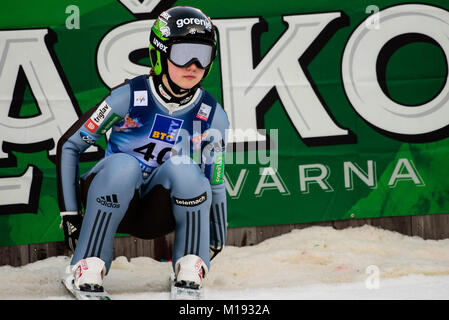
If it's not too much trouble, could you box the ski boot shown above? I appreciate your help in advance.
[62,257,110,300]
[171,254,208,300]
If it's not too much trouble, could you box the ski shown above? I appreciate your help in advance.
[62,276,112,300]
[169,274,204,300]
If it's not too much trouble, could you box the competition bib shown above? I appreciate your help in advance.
[132,114,183,168]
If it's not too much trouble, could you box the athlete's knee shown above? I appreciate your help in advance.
[99,153,142,187]
[163,156,208,186]
[163,155,195,172]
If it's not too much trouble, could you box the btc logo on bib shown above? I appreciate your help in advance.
[149,114,183,145]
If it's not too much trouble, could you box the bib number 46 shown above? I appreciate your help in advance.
[133,142,173,165]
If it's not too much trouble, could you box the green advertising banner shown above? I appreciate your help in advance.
[0,0,448,246]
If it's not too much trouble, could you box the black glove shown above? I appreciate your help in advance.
[61,213,83,252]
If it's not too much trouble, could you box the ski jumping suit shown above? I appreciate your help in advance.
[56,74,229,272]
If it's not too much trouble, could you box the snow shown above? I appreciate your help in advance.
[1,225,449,300]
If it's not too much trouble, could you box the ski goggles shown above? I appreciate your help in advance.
[169,42,215,69]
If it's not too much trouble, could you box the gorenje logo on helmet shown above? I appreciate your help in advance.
[176,17,211,30]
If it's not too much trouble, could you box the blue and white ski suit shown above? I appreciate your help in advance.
[56,74,229,272]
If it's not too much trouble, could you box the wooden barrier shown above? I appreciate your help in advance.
[1,213,449,267]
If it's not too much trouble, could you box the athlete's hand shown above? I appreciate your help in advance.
[60,211,83,252]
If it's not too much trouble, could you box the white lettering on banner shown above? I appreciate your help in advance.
[213,14,351,144]
[97,19,152,88]
[98,4,449,144]
[344,160,377,190]
[342,4,449,136]
[388,158,425,188]
[98,14,352,145]
[118,0,162,14]
[254,167,290,197]
[224,158,424,198]
[0,29,99,212]
[1,3,443,214]
[0,166,39,211]
[0,29,80,159]
[224,169,249,199]
[299,164,334,194]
